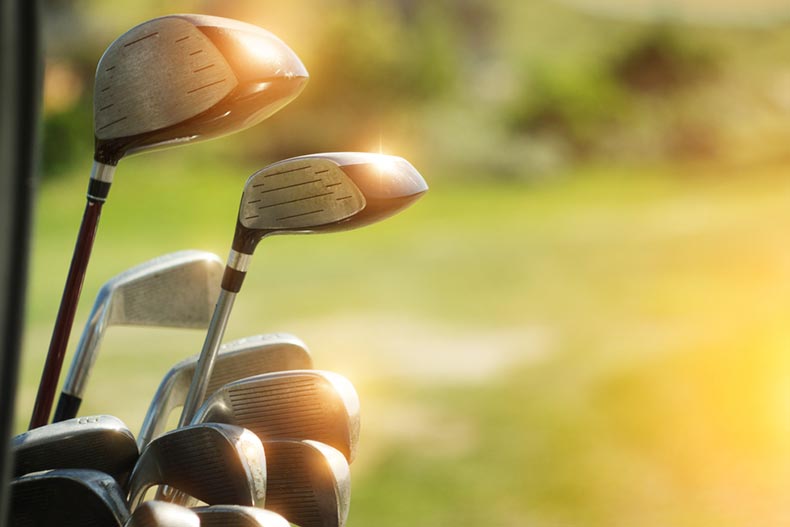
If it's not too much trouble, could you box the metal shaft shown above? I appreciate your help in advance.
[178,287,236,426]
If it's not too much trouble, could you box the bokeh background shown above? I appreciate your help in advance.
[16,0,790,525]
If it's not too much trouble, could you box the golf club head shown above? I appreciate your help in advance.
[125,501,199,527]
[10,469,130,527]
[264,440,351,527]
[230,152,428,256]
[127,423,266,510]
[192,370,360,463]
[54,250,224,422]
[94,14,308,165]
[193,505,290,527]
[12,415,138,487]
[138,333,312,449]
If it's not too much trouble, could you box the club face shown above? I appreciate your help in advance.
[103,250,223,328]
[194,370,359,462]
[137,333,311,448]
[12,415,138,486]
[194,505,290,527]
[128,423,266,508]
[94,14,308,164]
[125,501,200,527]
[232,153,427,253]
[10,469,130,527]
[264,440,351,527]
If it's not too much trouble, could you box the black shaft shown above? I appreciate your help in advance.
[30,197,104,429]
[0,0,41,524]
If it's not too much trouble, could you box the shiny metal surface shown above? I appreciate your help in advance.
[94,16,236,140]
[62,250,223,401]
[124,501,199,527]
[127,423,266,510]
[137,333,311,449]
[239,158,366,231]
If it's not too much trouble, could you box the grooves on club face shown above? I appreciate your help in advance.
[13,415,138,486]
[193,370,360,463]
[10,469,130,527]
[125,501,199,527]
[93,14,308,165]
[229,152,428,256]
[194,505,290,527]
[137,333,312,449]
[127,423,266,510]
[264,440,351,527]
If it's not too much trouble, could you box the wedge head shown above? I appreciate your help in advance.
[94,14,308,164]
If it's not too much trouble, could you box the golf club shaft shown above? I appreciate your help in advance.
[29,162,114,429]
[178,287,237,426]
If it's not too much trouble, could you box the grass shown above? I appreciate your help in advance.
[15,150,790,526]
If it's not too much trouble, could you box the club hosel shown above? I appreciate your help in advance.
[87,161,116,203]
[222,249,251,293]
[52,393,82,423]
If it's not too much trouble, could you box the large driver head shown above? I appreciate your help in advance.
[94,14,308,165]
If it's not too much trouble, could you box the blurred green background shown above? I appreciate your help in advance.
[17,0,790,525]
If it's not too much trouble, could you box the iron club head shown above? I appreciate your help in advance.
[54,250,224,422]
[193,505,290,527]
[127,423,266,510]
[137,333,312,449]
[192,370,360,463]
[264,440,351,527]
[124,501,199,527]
[12,415,138,487]
[10,469,130,527]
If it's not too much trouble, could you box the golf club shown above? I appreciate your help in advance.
[125,501,199,527]
[178,152,428,427]
[138,332,312,448]
[10,469,130,527]
[127,423,266,510]
[12,415,138,486]
[193,505,290,527]
[264,440,351,527]
[192,370,360,463]
[30,14,309,428]
[53,250,224,422]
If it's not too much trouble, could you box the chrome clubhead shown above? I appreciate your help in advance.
[138,333,312,448]
[264,440,351,527]
[13,415,138,486]
[194,505,290,527]
[127,423,266,510]
[192,370,360,463]
[125,501,199,527]
[10,469,130,527]
[94,14,309,164]
[54,250,224,422]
